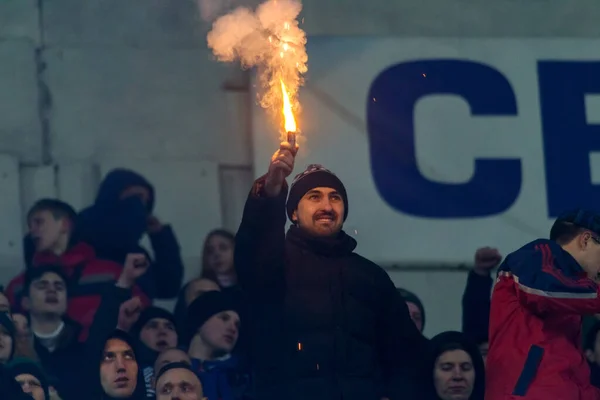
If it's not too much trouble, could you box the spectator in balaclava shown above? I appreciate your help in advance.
[0,312,16,364]
[585,320,600,388]
[130,307,179,398]
[20,265,84,400]
[0,288,10,313]
[397,288,426,334]
[155,361,204,400]
[5,199,150,339]
[186,291,249,400]
[8,358,50,400]
[93,330,146,400]
[236,144,427,400]
[154,348,191,380]
[421,331,485,400]
[173,278,220,338]
[75,168,184,300]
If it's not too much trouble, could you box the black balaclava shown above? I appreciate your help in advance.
[130,306,178,366]
[7,358,50,400]
[0,312,16,363]
[421,331,485,400]
[93,330,147,400]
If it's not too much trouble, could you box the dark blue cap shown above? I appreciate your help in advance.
[556,209,600,235]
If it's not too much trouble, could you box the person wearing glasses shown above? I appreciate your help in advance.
[486,209,600,400]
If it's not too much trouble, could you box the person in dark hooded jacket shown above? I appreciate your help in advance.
[0,312,16,364]
[0,363,32,400]
[76,168,184,300]
[7,358,50,400]
[235,144,427,400]
[130,306,179,398]
[421,331,484,400]
[91,330,147,400]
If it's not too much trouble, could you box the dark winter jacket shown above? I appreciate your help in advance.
[421,331,485,400]
[235,177,427,400]
[76,168,184,300]
[191,355,251,400]
[34,319,85,400]
[0,363,34,400]
[461,270,492,344]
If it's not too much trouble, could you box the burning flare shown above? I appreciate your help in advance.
[280,79,296,133]
[205,0,307,140]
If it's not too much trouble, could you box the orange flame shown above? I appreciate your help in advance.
[280,79,297,133]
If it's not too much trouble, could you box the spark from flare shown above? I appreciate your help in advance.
[205,0,307,139]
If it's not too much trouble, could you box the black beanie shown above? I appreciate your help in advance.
[7,359,50,400]
[286,164,348,222]
[155,361,199,385]
[186,291,238,342]
[397,288,426,332]
[131,306,177,338]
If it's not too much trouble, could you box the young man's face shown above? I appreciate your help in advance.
[156,368,204,400]
[153,348,191,377]
[100,338,139,398]
[25,272,67,317]
[0,324,13,363]
[292,187,345,238]
[198,311,240,356]
[28,210,69,253]
[433,349,475,400]
[15,373,45,400]
[140,318,178,352]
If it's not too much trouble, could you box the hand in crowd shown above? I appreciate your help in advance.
[117,253,149,288]
[117,296,143,331]
[147,215,164,234]
[264,141,299,197]
[474,247,502,276]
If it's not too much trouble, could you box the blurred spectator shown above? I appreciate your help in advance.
[187,291,249,400]
[21,265,84,400]
[5,199,150,339]
[201,230,238,290]
[585,320,600,387]
[11,312,39,363]
[397,288,425,333]
[461,247,501,363]
[236,159,426,400]
[0,287,10,313]
[155,361,204,400]
[487,210,600,399]
[173,278,220,331]
[422,331,484,400]
[153,348,191,381]
[130,307,179,398]
[0,312,16,364]
[94,330,146,400]
[75,169,184,300]
[7,358,50,400]
[0,363,32,400]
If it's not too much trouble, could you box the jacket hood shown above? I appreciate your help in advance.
[92,330,147,400]
[421,331,485,400]
[95,169,155,213]
[7,358,50,400]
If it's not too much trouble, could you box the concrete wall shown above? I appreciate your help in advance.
[0,0,595,329]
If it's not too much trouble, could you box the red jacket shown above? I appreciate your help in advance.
[5,242,150,341]
[487,239,600,400]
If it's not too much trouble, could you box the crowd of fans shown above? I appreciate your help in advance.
[0,161,599,400]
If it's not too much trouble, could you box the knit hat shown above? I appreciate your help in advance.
[186,291,238,343]
[0,313,16,361]
[155,361,199,385]
[7,358,50,400]
[286,164,348,222]
[397,288,425,332]
[131,306,177,338]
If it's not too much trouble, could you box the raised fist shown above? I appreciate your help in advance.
[474,247,502,276]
